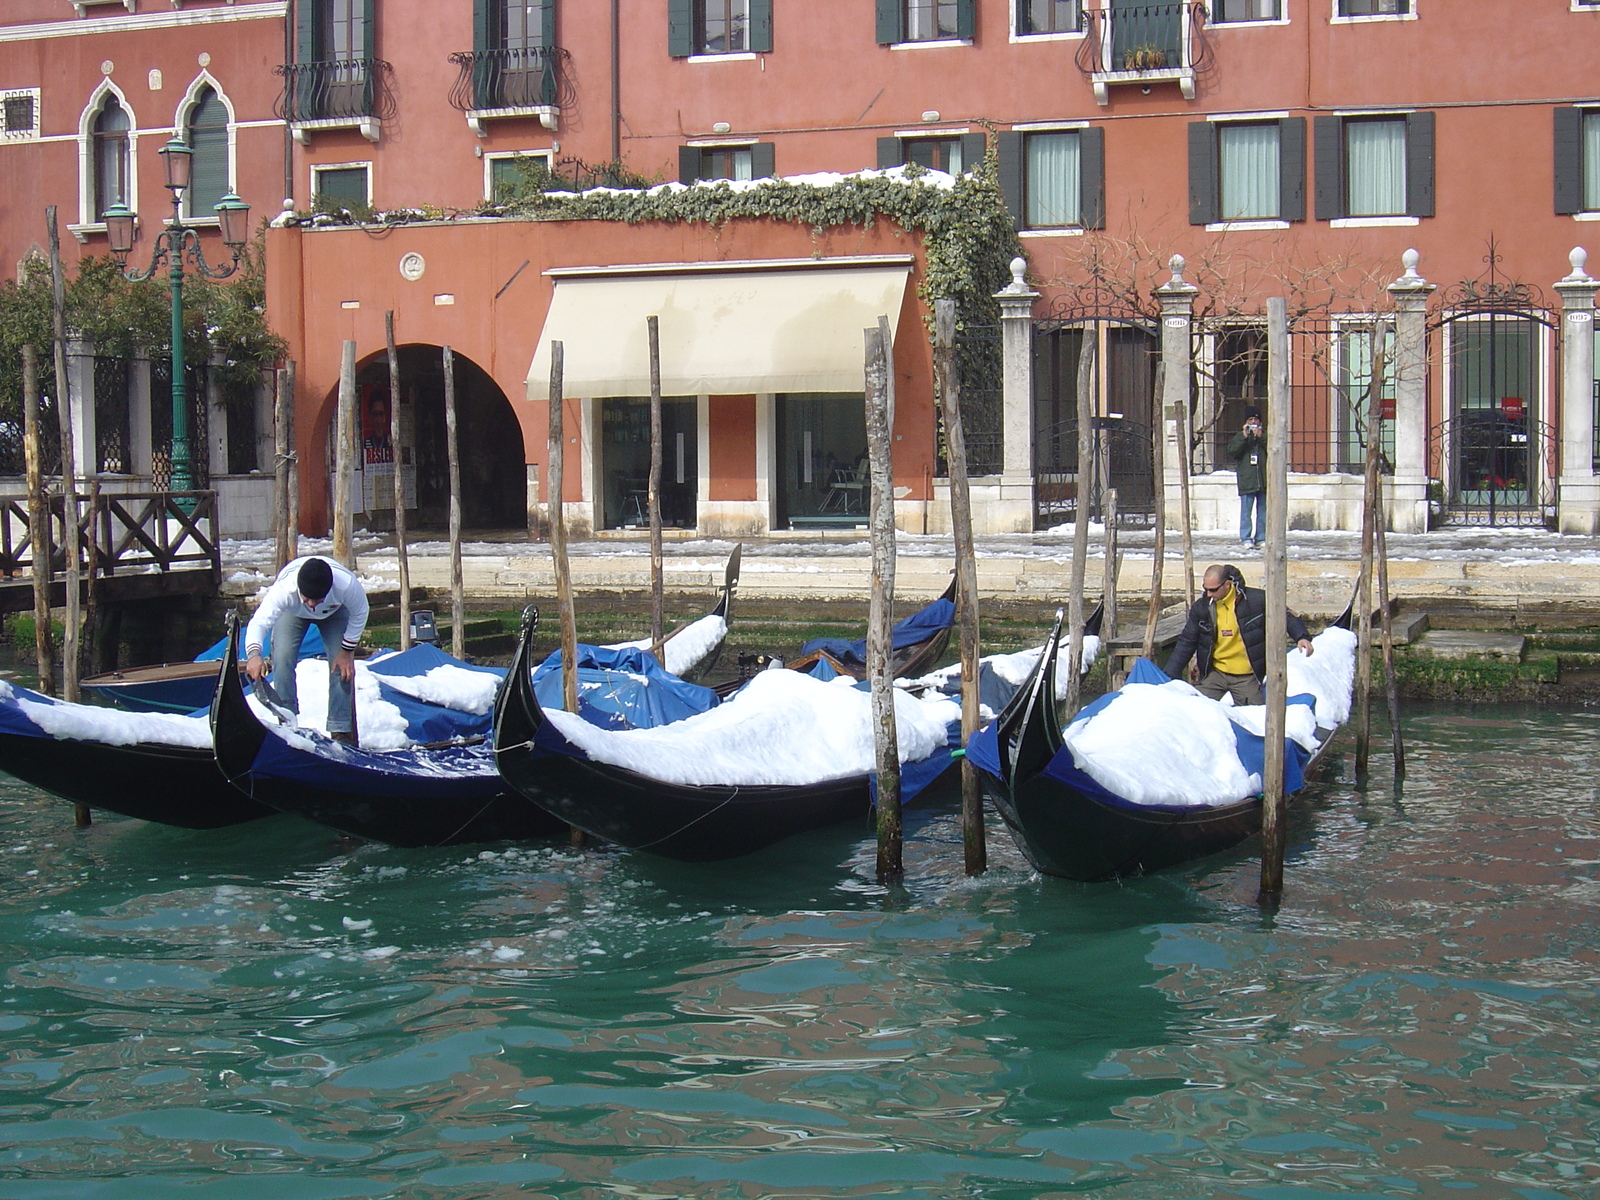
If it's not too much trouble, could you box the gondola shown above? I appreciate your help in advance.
[81,625,332,715]
[0,671,275,828]
[784,575,958,682]
[211,552,742,848]
[493,598,972,862]
[968,602,1356,882]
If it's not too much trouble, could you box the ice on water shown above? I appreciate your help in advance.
[543,667,959,788]
[1063,626,1357,809]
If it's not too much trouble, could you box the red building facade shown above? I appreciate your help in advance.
[6,1,1600,536]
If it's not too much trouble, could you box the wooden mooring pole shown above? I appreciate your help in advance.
[934,300,984,876]
[1354,331,1384,780]
[444,346,465,661]
[333,340,356,570]
[273,365,293,573]
[21,345,55,700]
[47,207,80,709]
[1144,362,1167,662]
[1065,336,1094,718]
[1102,487,1119,685]
[285,359,300,563]
[647,315,664,661]
[548,341,583,848]
[865,325,901,884]
[1375,490,1405,779]
[1175,388,1196,605]
[1258,297,1291,904]
[386,315,412,650]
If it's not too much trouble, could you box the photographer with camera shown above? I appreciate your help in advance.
[1227,406,1268,550]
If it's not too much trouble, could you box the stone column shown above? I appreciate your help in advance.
[128,353,153,479]
[65,337,96,478]
[1386,249,1436,534]
[1556,247,1600,534]
[1155,255,1199,530]
[994,256,1039,532]
[206,350,229,480]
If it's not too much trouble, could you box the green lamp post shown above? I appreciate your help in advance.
[103,136,250,495]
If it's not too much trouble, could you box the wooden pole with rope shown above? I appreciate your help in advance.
[386,314,412,650]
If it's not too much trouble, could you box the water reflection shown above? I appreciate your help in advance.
[0,704,1595,1196]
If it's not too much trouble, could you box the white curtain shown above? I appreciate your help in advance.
[1585,112,1600,212]
[1346,119,1406,216]
[1219,123,1279,221]
[1026,132,1080,228]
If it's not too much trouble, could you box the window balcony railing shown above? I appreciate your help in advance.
[447,46,573,136]
[274,58,394,144]
[1075,3,1213,104]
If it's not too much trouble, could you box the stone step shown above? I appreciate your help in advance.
[1407,630,1526,662]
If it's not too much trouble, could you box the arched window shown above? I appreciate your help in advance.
[92,94,130,220]
[185,86,229,216]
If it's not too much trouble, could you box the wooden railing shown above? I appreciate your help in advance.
[0,490,220,584]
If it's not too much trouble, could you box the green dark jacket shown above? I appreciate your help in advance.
[1227,431,1266,495]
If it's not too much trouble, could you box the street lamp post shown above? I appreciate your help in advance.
[103,137,250,494]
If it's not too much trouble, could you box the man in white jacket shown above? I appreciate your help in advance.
[244,556,369,743]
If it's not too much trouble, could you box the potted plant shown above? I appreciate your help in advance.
[1123,44,1168,70]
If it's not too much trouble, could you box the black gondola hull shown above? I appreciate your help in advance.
[499,748,871,861]
[0,731,273,828]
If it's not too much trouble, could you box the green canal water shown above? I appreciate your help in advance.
[0,704,1596,1199]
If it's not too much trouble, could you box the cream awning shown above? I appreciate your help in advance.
[525,259,913,398]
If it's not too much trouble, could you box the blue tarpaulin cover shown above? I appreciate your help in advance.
[800,596,956,667]
[531,644,719,731]
[196,624,326,661]
[364,643,506,744]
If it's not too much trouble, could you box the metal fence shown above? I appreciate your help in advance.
[448,46,573,112]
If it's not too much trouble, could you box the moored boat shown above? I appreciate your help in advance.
[968,604,1356,882]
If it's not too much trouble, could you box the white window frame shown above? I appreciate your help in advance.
[173,71,236,225]
[73,78,138,239]
[1,87,42,142]
[73,1,137,15]
[310,160,373,210]
[484,148,553,202]
[1330,0,1417,24]
[1208,0,1290,27]
[1008,0,1085,43]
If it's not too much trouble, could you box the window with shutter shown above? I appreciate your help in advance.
[1017,1,1081,35]
[1212,0,1281,19]
[186,86,230,218]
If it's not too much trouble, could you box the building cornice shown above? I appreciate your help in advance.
[0,1,284,43]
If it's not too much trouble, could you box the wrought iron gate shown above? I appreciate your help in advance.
[1427,248,1558,528]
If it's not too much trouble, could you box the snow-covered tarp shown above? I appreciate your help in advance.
[0,679,213,749]
[902,634,1102,714]
[1055,626,1356,809]
[606,612,727,678]
[542,666,960,788]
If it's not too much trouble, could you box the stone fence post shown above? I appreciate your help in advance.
[65,337,95,480]
[995,256,1039,531]
[1155,255,1198,529]
[1386,250,1435,534]
[1556,247,1600,534]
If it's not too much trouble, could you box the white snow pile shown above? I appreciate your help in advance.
[905,634,1102,700]
[1060,625,1356,809]
[608,612,727,678]
[372,662,501,715]
[2,679,212,749]
[259,659,411,750]
[542,666,959,787]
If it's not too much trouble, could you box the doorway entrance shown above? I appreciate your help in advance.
[599,397,698,529]
[775,393,868,528]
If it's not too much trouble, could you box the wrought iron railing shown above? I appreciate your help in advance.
[1074,2,1213,76]
[447,46,573,113]
[274,58,394,124]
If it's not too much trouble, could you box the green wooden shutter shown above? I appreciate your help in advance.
[1312,115,1344,220]
[297,0,321,61]
[1405,110,1434,218]
[1555,106,1585,216]
[362,0,375,59]
[995,130,1023,228]
[955,0,976,39]
[875,0,901,44]
[668,0,694,56]
[1278,116,1306,222]
[749,0,773,52]
[679,144,701,183]
[471,0,492,109]
[877,136,903,169]
[187,88,230,214]
[540,0,555,46]
[473,0,491,49]
[750,142,776,178]
[959,132,986,173]
[1079,125,1105,229]
[1187,121,1218,225]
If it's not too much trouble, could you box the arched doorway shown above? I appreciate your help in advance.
[339,345,525,531]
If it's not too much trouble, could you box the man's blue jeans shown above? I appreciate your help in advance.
[270,607,353,733]
[1239,491,1265,545]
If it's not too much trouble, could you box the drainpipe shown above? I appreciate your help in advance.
[610,0,621,162]
[283,0,295,205]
